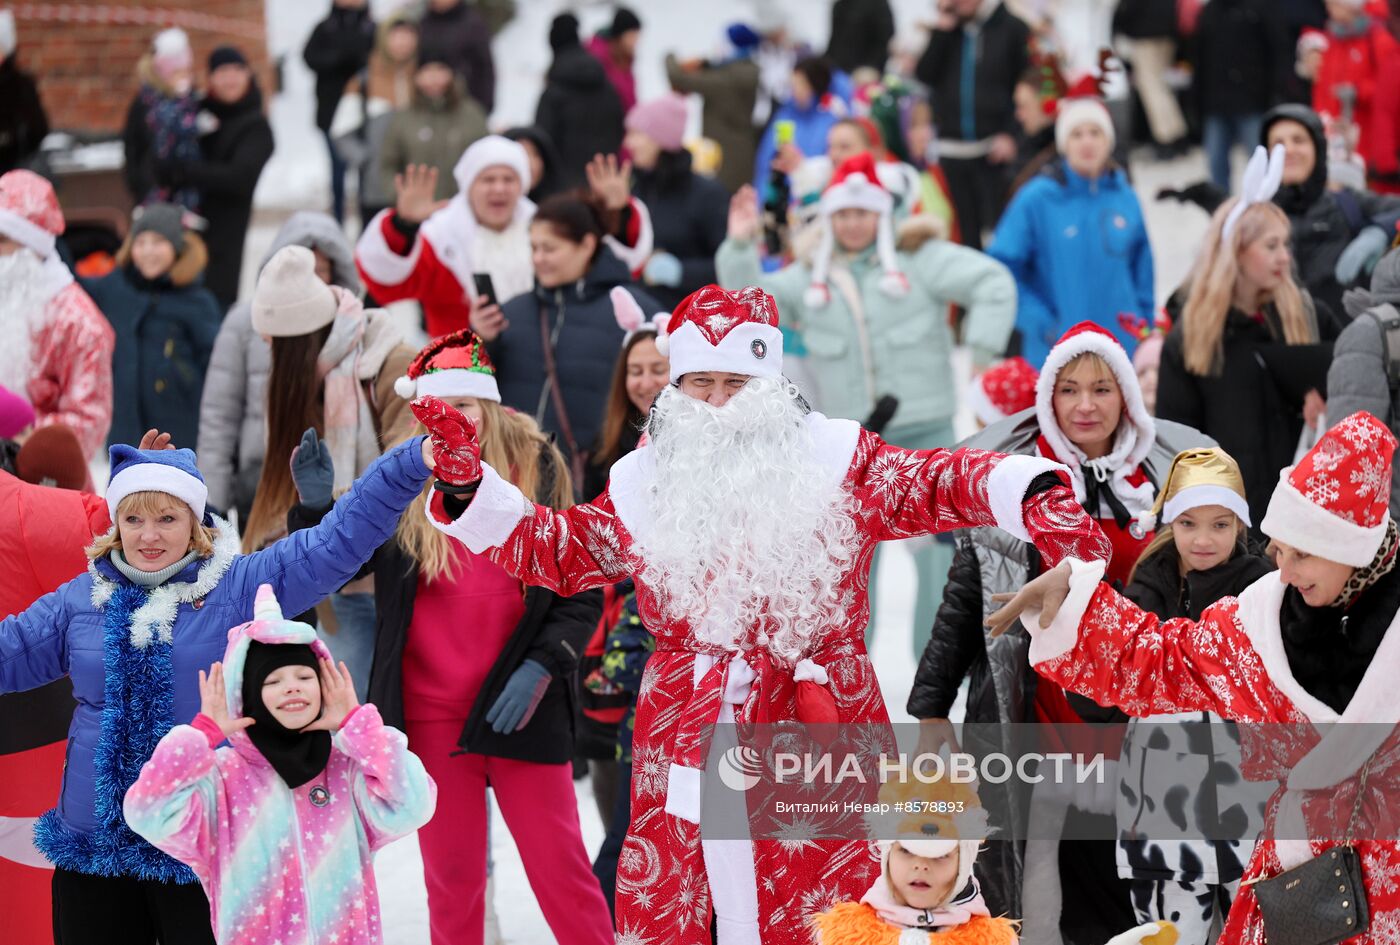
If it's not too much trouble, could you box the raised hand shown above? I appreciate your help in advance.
[985,561,1073,639]
[302,659,359,732]
[394,164,447,224]
[138,429,176,451]
[410,395,482,486]
[198,662,255,738]
[728,185,760,242]
[586,153,633,211]
[290,427,335,505]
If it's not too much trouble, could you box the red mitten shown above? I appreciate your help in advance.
[1022,484,1112,569]
[410,395,483,486]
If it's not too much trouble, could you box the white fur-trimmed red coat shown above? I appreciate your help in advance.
[1027,559,1400,945]
[429,413,1081,945]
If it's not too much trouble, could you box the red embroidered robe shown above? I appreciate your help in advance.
[432,414,1088,945]
[1026,559,1400,945]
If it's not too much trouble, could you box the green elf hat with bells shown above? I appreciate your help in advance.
[394,329,501,403]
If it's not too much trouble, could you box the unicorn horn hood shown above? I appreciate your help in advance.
[220,584,333,719]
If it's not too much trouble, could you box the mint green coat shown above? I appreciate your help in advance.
[715,236,1016,431]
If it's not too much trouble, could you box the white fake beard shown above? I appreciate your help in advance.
[0,250,45,397]
[633,378,859,662]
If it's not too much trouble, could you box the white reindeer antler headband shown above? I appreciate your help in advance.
[609,286,671,347]
[1222,144,1286,241]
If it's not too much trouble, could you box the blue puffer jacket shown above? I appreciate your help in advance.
[0,438,429,883]
[989,160,1156,367]
[83,236,223,450]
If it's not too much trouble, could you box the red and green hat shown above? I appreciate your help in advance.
[394,329,500,402]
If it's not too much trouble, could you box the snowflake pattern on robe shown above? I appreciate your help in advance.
[1034,579,1400,945]
[451,421,1108,945]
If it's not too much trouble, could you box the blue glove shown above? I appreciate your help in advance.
[1336,226,1390,286]
[486,659,551,733]
[290,427,335,506]
[643,251,684,288]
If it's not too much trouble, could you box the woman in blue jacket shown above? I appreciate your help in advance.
[0,431,434,942]
[84,204,222,451]
[989,92,1156,367]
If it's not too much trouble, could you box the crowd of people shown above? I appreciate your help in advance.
[3,1,1400,944]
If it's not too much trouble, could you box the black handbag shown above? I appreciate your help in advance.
[1246,755,1373,945]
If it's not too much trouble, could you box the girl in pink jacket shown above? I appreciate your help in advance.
[124,584,437,945]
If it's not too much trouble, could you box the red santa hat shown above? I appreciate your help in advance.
[805,153,909,309]
[1259,412,1397,567]
[394,329,501,402]
[1055,74,1116,155]
[969,357,1039,426]
[657,284,784,383]
[0,170,65,260]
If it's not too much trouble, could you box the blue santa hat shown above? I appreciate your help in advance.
[106,445,208,524]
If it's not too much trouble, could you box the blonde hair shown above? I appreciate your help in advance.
[1181,199,1313,376]
[391,402,573,582]
[1057,351,1115,385]
[1127,511,1246,585]
[87,491,217,561]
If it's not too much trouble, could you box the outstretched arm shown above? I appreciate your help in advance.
[987,559,1287,722]
[850,428,1110,567]
[414,396,635,596]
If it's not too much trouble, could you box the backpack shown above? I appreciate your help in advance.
[1367,303,1400,396]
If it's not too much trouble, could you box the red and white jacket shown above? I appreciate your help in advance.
[355,194,654,339]
[429,412,1106,945]
[1026,559,1400,945]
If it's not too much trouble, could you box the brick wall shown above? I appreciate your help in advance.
[11,1,270,136]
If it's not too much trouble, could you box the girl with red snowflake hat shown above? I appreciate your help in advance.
[407,283,1110,945]
[989,409,1400,945]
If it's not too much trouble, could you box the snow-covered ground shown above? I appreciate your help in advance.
[244,4,1227,941]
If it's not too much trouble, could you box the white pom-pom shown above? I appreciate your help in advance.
[654,332,670,356]
[394,375,416,400]
[804,283,831,308]
[879,271,910,298]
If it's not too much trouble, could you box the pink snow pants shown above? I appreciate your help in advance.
[406,719,615,945]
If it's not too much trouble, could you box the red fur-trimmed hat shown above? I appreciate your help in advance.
[970,357,1038,425]
[1260,411,1396,567]
[806,152,908,309]
[657,284,783,383]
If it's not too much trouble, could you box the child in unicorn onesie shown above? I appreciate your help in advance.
[124,584,437,945]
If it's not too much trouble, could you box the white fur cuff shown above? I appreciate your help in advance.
[1024,557,1105,665]
[665,763,704,824]
[355,210,423,287]
[987,454,1071,542]
[424,463,530,553]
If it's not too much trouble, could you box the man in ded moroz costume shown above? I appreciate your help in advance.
[408,284,1111,945]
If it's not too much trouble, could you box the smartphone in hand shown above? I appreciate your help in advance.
[472,272,497,307]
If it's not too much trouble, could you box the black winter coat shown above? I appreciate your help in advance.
[303,5,377,132]
[1112,0,1177,39]
[159,84,274,309]
[825,0,896,73]
[630,150,730,311]
[1156,300,1337,531]
[0,57,48,174]
[1263,105,1400,315]
[417,1,495,111]
[489,251,659,472]
[534,46,625,190]
[1124,543,1275,622]
[1192,0,1290,118]
[915,4,1029,143]
[293,452,602,764]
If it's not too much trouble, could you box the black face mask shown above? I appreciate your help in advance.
[241,642,332,789]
